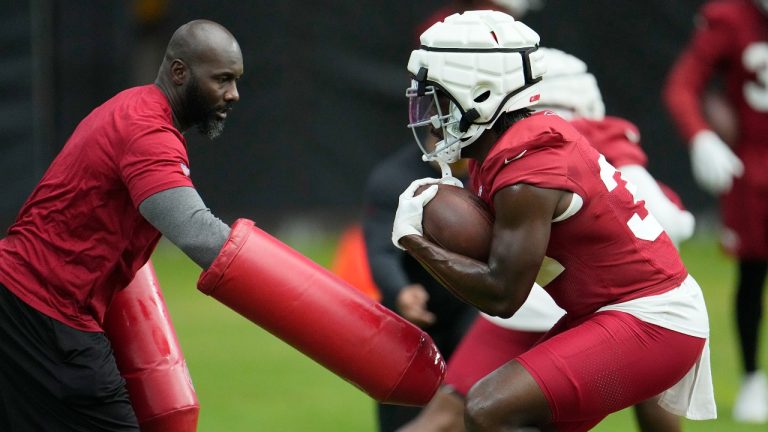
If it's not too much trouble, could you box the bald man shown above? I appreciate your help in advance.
[0,20,243,431]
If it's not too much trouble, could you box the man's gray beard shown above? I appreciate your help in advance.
[198,118,225,140]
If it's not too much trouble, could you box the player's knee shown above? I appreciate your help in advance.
[464,397,490,431]
[465,384,507,431]
[465,379,539,431]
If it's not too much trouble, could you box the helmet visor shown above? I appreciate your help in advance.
[406,82,461,161]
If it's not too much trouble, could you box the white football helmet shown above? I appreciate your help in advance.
[535,47,605,120]
[406,10,546,165]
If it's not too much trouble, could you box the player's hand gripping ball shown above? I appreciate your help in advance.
[416,183,493,261]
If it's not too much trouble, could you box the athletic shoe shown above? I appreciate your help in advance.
[733,370,768,423]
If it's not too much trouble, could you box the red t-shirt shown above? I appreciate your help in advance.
[469,112,688,317]
[0,84,193,331]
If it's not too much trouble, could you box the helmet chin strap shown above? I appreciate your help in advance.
[437,160,453,178]
[421,153,455,178]
[421,125,485,179]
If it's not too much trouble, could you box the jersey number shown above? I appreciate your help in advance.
[598,155,663,241]
[743,42,768,112]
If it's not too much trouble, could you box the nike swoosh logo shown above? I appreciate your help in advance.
[504,150,527,164]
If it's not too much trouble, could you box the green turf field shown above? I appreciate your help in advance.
[150,230,766,431]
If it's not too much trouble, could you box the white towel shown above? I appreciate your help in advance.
[598,275,717,420]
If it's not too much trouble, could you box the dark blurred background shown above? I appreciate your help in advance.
[1,0,709,234]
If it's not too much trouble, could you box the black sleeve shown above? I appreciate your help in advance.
[362,149,430,310]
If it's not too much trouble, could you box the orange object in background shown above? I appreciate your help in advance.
[330,224,382,302]
[104,261,200,432]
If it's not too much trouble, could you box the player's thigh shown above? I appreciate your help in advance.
[517,311,704,424]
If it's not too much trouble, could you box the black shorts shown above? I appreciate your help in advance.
[0,283,139,431]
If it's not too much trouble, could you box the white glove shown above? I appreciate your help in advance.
[650,202,696,247]
[618,164,696,246]
[667,209,695,247]
[391,178,440,250]
[690,130,744,195]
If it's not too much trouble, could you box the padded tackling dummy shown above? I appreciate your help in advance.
[197,219,445,406]
[104,261,199,432]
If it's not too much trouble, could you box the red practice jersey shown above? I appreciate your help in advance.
[0,85,193,331]
[469,112,688,317]
[570,116,648,168]
[664,0,768,182]
[572,116,687,210]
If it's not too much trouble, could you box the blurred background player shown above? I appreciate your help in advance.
[663,0,768,423]
[397,46,696,432]
[361,127,477,432]
[395,11,715,430]
[329,126,475,432]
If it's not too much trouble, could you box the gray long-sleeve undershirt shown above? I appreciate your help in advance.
[138,186,230,269]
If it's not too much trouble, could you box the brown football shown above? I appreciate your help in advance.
[416,183,494,261]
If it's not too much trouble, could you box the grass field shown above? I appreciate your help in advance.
[150,230,767,431]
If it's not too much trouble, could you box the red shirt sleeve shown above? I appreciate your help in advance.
[472,113,592,205]
[486,142,605,211]
[120,125,194,207]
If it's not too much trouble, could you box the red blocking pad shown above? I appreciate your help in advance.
[198,219,446,406]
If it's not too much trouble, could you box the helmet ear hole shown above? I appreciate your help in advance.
[474,90,491,103]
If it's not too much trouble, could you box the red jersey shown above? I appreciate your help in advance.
[469,112,688,317]
[664,0,768,184]
[570,116,647,168]
[572,116,688,210]
[0,85,193,331]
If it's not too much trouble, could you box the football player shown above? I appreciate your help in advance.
[397,46,696,432]
[663,0,768,423]
[393,11,716,431]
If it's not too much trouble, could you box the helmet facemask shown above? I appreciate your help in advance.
[406,79,469,167]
